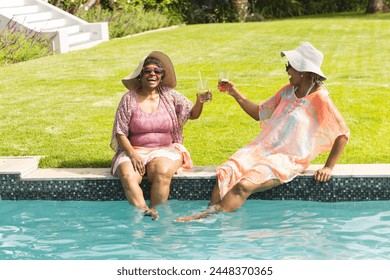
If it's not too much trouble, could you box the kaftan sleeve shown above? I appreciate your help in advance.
[110,92,133,152]
[311,92,350,156]
[258,85,287,128]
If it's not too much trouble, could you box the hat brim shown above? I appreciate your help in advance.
[122,51,177,90]
[281,50,327,80]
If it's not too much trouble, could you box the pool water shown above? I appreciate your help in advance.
[0,200,389,260]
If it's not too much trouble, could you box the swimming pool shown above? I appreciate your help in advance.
[1,199,389,260]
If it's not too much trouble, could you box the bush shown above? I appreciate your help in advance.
[170,0,237,24]
[48,0,388,26]
[75,5,176,39]
[300,0,368,14]
[49,0,184,23]
[0,21,53,66]
[48,0,237,24]
[253,0,369,18]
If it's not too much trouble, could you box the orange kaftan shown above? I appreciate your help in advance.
[216,84,349,199]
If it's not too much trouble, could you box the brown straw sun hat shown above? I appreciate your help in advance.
[122,51,177,90]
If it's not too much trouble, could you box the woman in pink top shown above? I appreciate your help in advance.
[111,51,211,220]
[176,42,349,222]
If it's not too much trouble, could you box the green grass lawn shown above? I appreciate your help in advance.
[1,13,389,168]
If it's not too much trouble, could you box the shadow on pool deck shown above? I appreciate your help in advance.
[0,156,389,201]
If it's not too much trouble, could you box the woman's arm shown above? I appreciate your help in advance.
[188,93,205,120]
[314,96,350,182]
[218,80,259,120]
[314,135,348,182]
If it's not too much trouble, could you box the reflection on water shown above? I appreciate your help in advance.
[0,200,389,260]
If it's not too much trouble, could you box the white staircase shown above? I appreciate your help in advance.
[0,0,109,54]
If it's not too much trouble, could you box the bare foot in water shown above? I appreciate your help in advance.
[174,205,218,222]
[144,208,159,220]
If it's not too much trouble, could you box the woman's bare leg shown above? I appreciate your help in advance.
[209,184,221,206]
[117,161,148,210]
[146,157,182,209]
[216,179,280,212]
[175,179,281,222]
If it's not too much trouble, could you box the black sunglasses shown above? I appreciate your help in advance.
[143,67,164,75]
[285,62,292,72]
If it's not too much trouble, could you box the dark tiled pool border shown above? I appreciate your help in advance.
[1,172,390,202]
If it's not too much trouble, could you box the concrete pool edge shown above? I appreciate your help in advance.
[1,156,389,201]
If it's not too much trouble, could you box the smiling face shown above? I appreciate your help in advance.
[285,62,302,87]
[140,63,164,90]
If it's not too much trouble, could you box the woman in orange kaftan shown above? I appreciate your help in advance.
[176,42,349,222]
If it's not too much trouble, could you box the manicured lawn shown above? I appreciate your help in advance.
[1,13,389,167]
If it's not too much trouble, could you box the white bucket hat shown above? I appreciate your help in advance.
[122,51,177,90]
[281,42,327,80]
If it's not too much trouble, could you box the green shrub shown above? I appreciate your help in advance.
[253,0,370,18]
[169,0,237,23]
[0,21,53,66]
[48,0,237,24]
[75,5,177,39]
[49,0,184,23]
[48,0,389,25]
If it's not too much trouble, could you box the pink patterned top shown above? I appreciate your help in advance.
[129,100,173,148]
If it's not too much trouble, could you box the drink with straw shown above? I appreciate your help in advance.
[197,71,211,102]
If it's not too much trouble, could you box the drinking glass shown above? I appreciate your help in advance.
[218,70,229,92]
[197,80,211,102]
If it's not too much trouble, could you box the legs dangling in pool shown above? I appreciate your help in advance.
[146,157,183,208]
[118,156,183,220]
[175,178,281,222]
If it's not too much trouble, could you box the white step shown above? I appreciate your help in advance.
[14,11,53,23]
[0,0,26,8]
[56,24,81,35]
[0,5,40,16]
[28,18,67,31]
[69,32,92,45]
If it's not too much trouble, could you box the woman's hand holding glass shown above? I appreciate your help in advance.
[218,79,238,97]
[197,80,212,103]
[217,69,230,92]
[217,70,238,96]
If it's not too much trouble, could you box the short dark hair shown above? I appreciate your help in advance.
[138,57,165,80]
[143,57,163,68]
